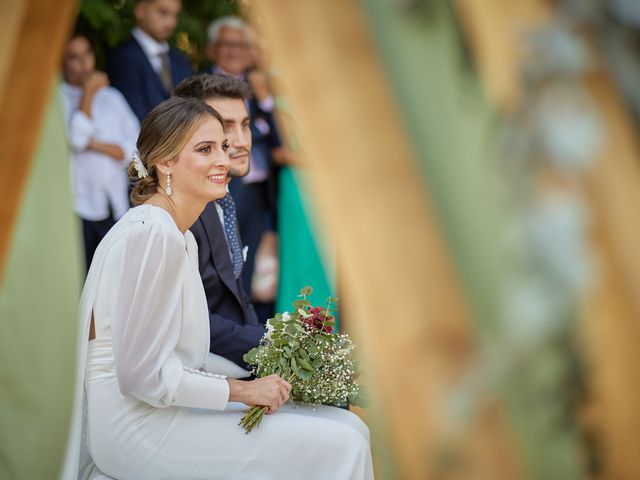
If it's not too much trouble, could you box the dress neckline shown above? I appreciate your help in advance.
[133,204,185,235]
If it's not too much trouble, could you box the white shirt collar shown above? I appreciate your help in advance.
[212,65,245,81]
[132,27,169,59]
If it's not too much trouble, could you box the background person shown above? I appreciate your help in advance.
[107,0,193,122]
[61,31,139,271]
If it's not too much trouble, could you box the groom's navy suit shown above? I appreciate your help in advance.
[190,202,264,369]
[107,37,193,122]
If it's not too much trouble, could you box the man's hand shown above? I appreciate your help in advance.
[247,69,272,103]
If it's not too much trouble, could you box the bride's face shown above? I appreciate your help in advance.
[168,117,230,202]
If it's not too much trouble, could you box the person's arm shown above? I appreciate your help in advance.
[87,90,140,163]
[78,72,108,117]
[65,73,107,152]
[86,139,124,161]
[68,72,127,161]
[190,213,266,368]
[208,312,265,369]
[111,221,229,410]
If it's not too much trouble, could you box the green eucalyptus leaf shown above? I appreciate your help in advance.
[292,299,310,310]
[298,358,314,371]
[285,324,298,336]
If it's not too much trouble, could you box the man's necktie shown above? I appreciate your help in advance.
[158,51,173,93]
[216,194,243,279]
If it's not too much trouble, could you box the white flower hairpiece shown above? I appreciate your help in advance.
[131,151,148,179]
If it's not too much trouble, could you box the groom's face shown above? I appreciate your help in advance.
[205,97,251,179]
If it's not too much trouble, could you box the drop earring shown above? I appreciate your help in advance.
[166,173,172,196]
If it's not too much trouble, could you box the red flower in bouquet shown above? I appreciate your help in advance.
[302,306,335,333]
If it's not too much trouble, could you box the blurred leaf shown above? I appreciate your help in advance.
[298,286,313,297]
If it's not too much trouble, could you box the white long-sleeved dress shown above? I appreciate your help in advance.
[62,205,373,480]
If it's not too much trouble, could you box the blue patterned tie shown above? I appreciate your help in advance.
[216,194,243,279]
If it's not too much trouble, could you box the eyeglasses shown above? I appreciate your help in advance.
[216,41,249,50]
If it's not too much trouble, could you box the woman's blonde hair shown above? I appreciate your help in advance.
[128,96,223,205]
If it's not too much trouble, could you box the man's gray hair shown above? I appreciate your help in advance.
[207,16,247,44]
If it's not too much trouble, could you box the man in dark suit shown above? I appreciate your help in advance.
[107,0,192,122]
[173,74,265,371]
[205,17,281,322]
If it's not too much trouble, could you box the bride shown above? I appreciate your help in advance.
[61,97,373,480]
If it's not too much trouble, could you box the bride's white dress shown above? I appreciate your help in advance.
[62,205,373,480]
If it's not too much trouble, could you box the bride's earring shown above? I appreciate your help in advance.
[166,173,172,196]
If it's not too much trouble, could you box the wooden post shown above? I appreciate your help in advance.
[0,0,77,281]
[244,1,522,477]
[455,0,640,476]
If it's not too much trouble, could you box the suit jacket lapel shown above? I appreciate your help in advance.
[199,202,243,305]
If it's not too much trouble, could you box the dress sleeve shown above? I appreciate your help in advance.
[110,220,229,410]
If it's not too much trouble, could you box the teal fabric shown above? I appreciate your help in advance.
[276,166,338,328]
[0,92,83,479]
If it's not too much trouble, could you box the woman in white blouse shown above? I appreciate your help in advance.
[61,31,139,271]
[62,97,373,480]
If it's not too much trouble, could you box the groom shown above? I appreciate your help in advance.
[173,74,264,372]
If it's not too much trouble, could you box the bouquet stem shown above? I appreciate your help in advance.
[239,405,269,434]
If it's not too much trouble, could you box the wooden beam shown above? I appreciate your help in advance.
[244,1,522,478]
[454,0,551,110]
[579,69,640,480]
[454,0,640,475]
[0,0,77,280]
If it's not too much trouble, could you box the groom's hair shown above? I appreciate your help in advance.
[173,74,251,102]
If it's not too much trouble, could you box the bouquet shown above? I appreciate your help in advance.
[239,286,367,433]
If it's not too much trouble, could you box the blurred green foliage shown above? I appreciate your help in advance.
[76,0,239,70]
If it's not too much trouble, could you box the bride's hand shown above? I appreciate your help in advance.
[228,375,292,413]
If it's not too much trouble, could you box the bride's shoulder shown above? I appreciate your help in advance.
[115,205,185,248]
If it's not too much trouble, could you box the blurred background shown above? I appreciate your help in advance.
[2,0,640,478]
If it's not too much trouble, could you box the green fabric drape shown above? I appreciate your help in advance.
[0,91,83,479]
[276,166,338,328]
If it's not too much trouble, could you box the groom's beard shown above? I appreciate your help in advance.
[227,147,251,178]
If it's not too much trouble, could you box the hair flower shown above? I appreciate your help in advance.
[131,151,148,179]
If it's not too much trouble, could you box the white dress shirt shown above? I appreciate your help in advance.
[132,27,170,73]
[61,82,139,221]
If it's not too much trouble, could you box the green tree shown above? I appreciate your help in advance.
[76,0,239,69]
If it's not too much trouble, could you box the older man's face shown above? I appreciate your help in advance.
[211,26,249,76]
